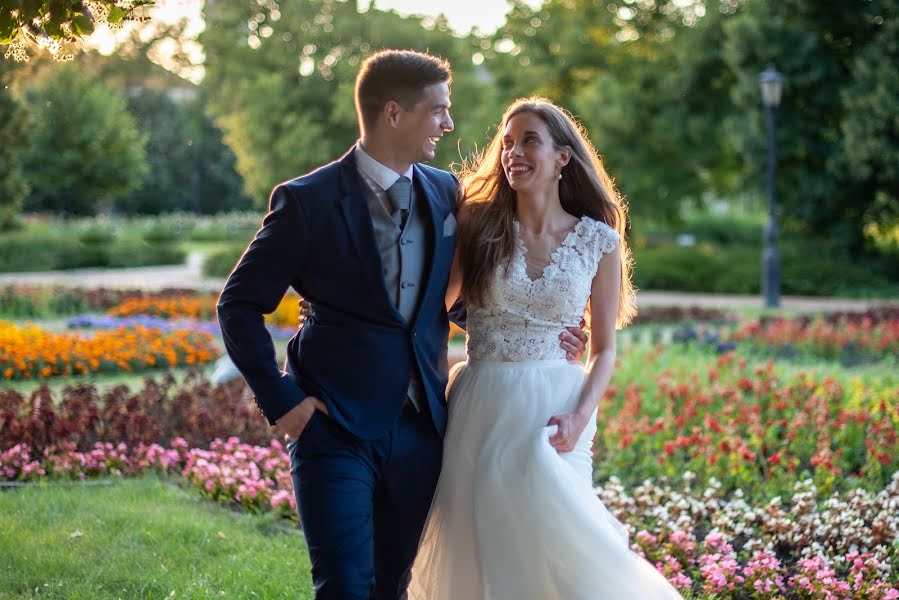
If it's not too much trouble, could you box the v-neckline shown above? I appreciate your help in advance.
[513,217,585,285]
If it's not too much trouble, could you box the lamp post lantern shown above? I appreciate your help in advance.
[759,64,784,308]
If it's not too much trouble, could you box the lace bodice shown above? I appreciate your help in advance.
[466,216,620,362]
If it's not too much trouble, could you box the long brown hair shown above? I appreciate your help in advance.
[457,98,637,328]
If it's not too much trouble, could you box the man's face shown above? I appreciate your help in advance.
[394,81,454,164]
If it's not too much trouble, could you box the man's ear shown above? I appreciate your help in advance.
[384,100,402,128]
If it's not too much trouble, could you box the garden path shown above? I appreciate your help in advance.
[1,253,895,312]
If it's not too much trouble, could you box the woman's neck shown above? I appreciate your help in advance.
[515,190,571,234]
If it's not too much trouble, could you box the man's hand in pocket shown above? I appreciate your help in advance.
[273,396,329,440]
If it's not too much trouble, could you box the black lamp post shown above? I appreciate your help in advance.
[759,64,784,308]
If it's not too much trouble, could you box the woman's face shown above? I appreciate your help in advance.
[500,111,569,195]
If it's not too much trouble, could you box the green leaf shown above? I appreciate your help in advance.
[20,0,43,21]
[0,27,19,45]
[0,9,18,42]
[42,19,63,38]
[71,13,94,35]
[106,5,128,24]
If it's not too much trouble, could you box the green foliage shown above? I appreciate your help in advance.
[1,0,154,60]
[119,88,249,215]
[485,0,741,222]
[0,61,28,230]
[632,236,899,298]
[3,0,896,277]
[201,0,498,205]
[202,243,246,278]
[0,232,184,272]
[633,243,759,294]
[722,0,898,249]
[21,65,149,215]
[840,14,899,233]
[0,212,260,275]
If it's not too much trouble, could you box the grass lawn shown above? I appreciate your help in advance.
[0,477,313,599]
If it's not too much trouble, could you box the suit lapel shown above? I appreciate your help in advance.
[412,165,446,328]
[337,149,404,322]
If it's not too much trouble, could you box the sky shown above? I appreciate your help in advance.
[92,0,531,54]
[87,0,535,82]
[369,0,535,33]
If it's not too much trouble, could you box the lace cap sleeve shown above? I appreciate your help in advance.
[578,217,619,263]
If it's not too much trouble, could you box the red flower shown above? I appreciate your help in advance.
[663,440,676,456]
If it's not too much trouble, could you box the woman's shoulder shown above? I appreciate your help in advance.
[577,215,620,257]
[578,215,620,241]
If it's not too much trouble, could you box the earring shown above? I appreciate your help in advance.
[557,172,562,180]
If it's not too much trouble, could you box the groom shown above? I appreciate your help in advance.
[218,50,585,599]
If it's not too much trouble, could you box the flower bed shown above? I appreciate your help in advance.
[67,314,296,339]
[0,320,219,380]
[632,306,734,326]
[730,310,899,363]
[108,296,219,320]
[106,293,301,330]
[596,349,898,499]
[2,437,895,598]
[0,375,269,452]
[0,285,200,318]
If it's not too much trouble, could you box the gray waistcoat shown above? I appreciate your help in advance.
[363,180,428,410]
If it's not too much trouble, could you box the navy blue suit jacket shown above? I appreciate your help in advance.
[217,148,460,440]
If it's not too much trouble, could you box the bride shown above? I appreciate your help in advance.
[410,98,683,599]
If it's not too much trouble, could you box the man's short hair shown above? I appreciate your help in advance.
[355,49,452,132]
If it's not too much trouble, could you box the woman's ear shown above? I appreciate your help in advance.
[557,146,572,169]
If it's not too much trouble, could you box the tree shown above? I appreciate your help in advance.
[483,0,740,224]
[839,14,899,235]
[722,0,898,251]
[1,0,153,61]
[120,88,249,214]
[0,60,29,229]
[201,0,498,206]
[21,64,148,215]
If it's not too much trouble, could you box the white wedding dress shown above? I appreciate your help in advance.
[409,216,683,599]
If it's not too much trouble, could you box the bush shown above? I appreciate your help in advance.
[0,235,79,271]
[0,234,185,271]
[202,244,245,278]
[77,226,117,245]
[107,241,185,268]
[632,243,759,294]
[140,225,182,244]
[632,238,899,297]
[185,212,260,242]
[639,211,765,247]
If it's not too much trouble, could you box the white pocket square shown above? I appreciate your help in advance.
[443,213,457,237]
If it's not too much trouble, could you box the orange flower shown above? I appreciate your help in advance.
[0,320,219,380]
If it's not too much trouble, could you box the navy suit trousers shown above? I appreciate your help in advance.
[289,402,443,599]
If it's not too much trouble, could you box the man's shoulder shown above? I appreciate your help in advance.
[277,159,343,193]
[269,158,350,211]
[415,163,459,191]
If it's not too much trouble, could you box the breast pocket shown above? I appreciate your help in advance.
[442,213,457,237]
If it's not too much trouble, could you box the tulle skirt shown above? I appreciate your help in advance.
[409,359,683,600]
